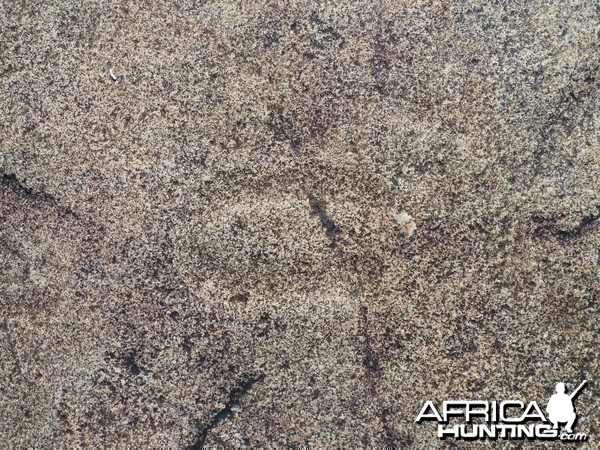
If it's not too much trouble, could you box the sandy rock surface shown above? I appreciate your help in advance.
[1,1,598,448]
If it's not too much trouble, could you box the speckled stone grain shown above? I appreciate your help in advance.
[1,0,598,448]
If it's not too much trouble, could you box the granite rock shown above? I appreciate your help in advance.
[1,0,598,448]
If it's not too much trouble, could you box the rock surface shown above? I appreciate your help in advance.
[1,0,598,448]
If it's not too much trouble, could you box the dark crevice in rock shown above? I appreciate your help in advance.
[360,304,393,448]
[1,172,79,219]
[382,423,414,449]
[190,374,266,450]
[534,69,598,161]
[556,211,600,240]
[533,209,600,241]
[3,173,51,199]
[308,194,340,245]
[359,305,380,381]
[124,353,141,376]
[0,318,25,382]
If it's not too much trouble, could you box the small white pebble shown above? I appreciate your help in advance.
[109,69,117,81]
[392,210,416,237]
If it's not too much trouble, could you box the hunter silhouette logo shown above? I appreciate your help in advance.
[416,380,588,441]
[547,381,586,434]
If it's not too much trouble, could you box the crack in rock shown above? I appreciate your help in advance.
[190,374,266,449]
[1,173,79,219]
[533,208,600,241]
[308,194,340,245]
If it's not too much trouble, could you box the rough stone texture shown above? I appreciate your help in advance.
[1,0,598,448]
